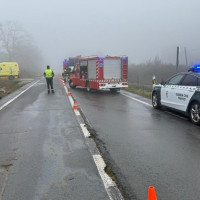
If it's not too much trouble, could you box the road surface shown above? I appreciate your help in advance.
[0,77,110,200]
[70,87,200,200]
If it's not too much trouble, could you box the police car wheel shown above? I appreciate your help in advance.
[190,102,200,125]
[152,92,161,109]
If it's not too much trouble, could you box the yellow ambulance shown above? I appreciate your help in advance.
[0,62,19,80]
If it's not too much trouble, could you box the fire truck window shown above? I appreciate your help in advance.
[80,66,87,79]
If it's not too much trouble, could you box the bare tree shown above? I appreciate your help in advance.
[0,21,29,61]
[0,21,44,77]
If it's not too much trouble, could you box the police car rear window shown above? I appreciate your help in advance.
[180,74,198,86]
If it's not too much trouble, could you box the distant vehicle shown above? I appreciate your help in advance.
[62,57,79,82]
[152,65,200,125]
[68,56,128,92]
[0,62,19,80]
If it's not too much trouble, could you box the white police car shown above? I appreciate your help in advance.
[152,65,200,125]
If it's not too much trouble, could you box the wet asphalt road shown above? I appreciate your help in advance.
[70,87,200,200]
[0,77,109,200]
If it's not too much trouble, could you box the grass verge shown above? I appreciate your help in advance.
[125,83,152,99]
[0,80,26,99]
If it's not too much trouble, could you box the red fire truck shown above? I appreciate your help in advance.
[68,56,128,92]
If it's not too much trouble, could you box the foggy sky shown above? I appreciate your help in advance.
[1,0,200,71]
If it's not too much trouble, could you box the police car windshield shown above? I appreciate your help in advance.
[166,74,185,85]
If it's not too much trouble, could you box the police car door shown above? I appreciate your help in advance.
[178,74,198,112]
[161,74,185,109]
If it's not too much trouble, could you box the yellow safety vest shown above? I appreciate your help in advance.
[45,69,53,78]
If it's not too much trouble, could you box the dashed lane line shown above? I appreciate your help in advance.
[80,124,90,138]
[93,154,124,200]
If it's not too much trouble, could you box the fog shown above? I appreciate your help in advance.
[1,0,200,72]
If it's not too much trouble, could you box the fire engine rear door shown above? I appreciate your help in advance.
[104,58,121,79]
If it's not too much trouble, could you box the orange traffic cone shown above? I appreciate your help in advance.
[148,186,157,200]
[67,90,71,96]
[73,101,79,110]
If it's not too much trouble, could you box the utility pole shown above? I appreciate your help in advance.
[184,47,188,67]
[176,46,179,73]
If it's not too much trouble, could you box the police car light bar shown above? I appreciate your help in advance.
[189,64,200,72]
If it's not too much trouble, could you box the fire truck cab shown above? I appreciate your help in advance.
[69,56,128,92]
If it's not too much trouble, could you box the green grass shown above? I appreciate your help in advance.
[125,83,152,99]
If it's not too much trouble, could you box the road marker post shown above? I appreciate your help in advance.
[152,75,156,85]
[73,101,79,110]
[67,90,71,96]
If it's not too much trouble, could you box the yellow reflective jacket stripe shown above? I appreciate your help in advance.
[45,69,53,78]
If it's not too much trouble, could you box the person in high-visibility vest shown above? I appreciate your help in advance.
[44,65,54,93]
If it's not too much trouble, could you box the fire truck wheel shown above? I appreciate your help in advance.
[86,82,91,92]
[69,80,76,89]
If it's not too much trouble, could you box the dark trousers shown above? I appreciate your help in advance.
[46,78,54,92]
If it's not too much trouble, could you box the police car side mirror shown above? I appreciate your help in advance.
[161,81,165,85]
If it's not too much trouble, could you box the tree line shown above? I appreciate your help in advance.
[0,21,44,77]
[128,57,188,86]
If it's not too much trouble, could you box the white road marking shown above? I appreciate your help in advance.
[80,124,90,137]
[122,93,152,107]
[93,155,115,188]
[93,155,124,200]
[74,109,80,116]
[35,83,45,85]
[61,83,124,200]
[0,80,40,111]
